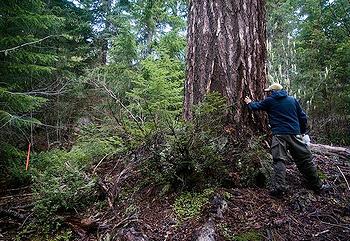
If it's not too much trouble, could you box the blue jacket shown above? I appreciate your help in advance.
[248,90,308,135]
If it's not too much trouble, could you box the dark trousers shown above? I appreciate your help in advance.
[271,135,322,191]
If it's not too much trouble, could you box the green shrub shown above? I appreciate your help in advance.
[317,170,327,180]
[0,144,30,186]
[141,93,230,190]
[219,225,262,241]
[30,136,118,226]
[17,227,73,241]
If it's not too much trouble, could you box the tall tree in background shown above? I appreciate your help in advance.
[266,0,350,144]
[84,0,187,128]
[266,0,298,89]
[0,0,63,147]
[0,0,93,152]
[101,0,113,64]
[184,0,268,135]
[295,0,350,111]
[130,0,187,58]
[294,0,350,144]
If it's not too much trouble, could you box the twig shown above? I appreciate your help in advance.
[0,193,33,200]
[0,186,30,193]
[91,79,145,134]
[20,212,33,229]
[0,35,58,54]
[12,203,35,210]
[93,154,109,174]
[336,165,350,192]
[313,229,330,237]
[320,220,350,230]
[113,217,140,229]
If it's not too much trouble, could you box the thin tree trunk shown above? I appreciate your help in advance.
[184,0,268,135]
[102,0,112,65]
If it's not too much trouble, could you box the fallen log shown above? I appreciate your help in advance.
[310,143,350,161]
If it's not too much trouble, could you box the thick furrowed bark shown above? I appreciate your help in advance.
[184,0,268,135]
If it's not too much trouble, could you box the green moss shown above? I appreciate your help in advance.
[173,188,214,221]
[218,225,262,241]
[234,230,262,241]
[223,191,233,200]
[219,223,235,240]
[317,170,327,180]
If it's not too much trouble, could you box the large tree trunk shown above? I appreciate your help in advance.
[184,0,268,135]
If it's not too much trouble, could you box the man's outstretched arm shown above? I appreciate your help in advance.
[244,96,270,111]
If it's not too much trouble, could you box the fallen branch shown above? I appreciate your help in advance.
[0,193,33,200]
[114,217,140,229]
[12,203,35,210]
[336,165,350,192]
[319,220,350,231]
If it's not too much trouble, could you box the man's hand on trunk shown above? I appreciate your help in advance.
[244,96,252,104]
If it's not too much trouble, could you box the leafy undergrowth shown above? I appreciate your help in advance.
[1,146,350,240]
[87,150,349,241]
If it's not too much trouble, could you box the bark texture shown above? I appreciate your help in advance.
[184,0,268,134]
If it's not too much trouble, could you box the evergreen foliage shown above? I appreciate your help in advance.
[295,0,350,113]
[267,0,350,145]
[1,0,349,238]
[0,0,59,132]
[0,0,94,179]
[141,93,229,190]
[30,129,120,228]
[295,0,350,144]
[127,53,184,126]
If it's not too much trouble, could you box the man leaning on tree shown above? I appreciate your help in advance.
[244,83,329,197]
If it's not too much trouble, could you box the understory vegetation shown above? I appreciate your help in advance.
[21,90,270,234]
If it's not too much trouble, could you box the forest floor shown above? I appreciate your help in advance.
[1,146,350,241]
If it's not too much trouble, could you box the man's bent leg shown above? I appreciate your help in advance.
[271,136,288,193]
[288,135,322,190]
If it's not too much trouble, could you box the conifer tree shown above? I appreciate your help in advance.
[0,0,93,151]
[184,0,268,137]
